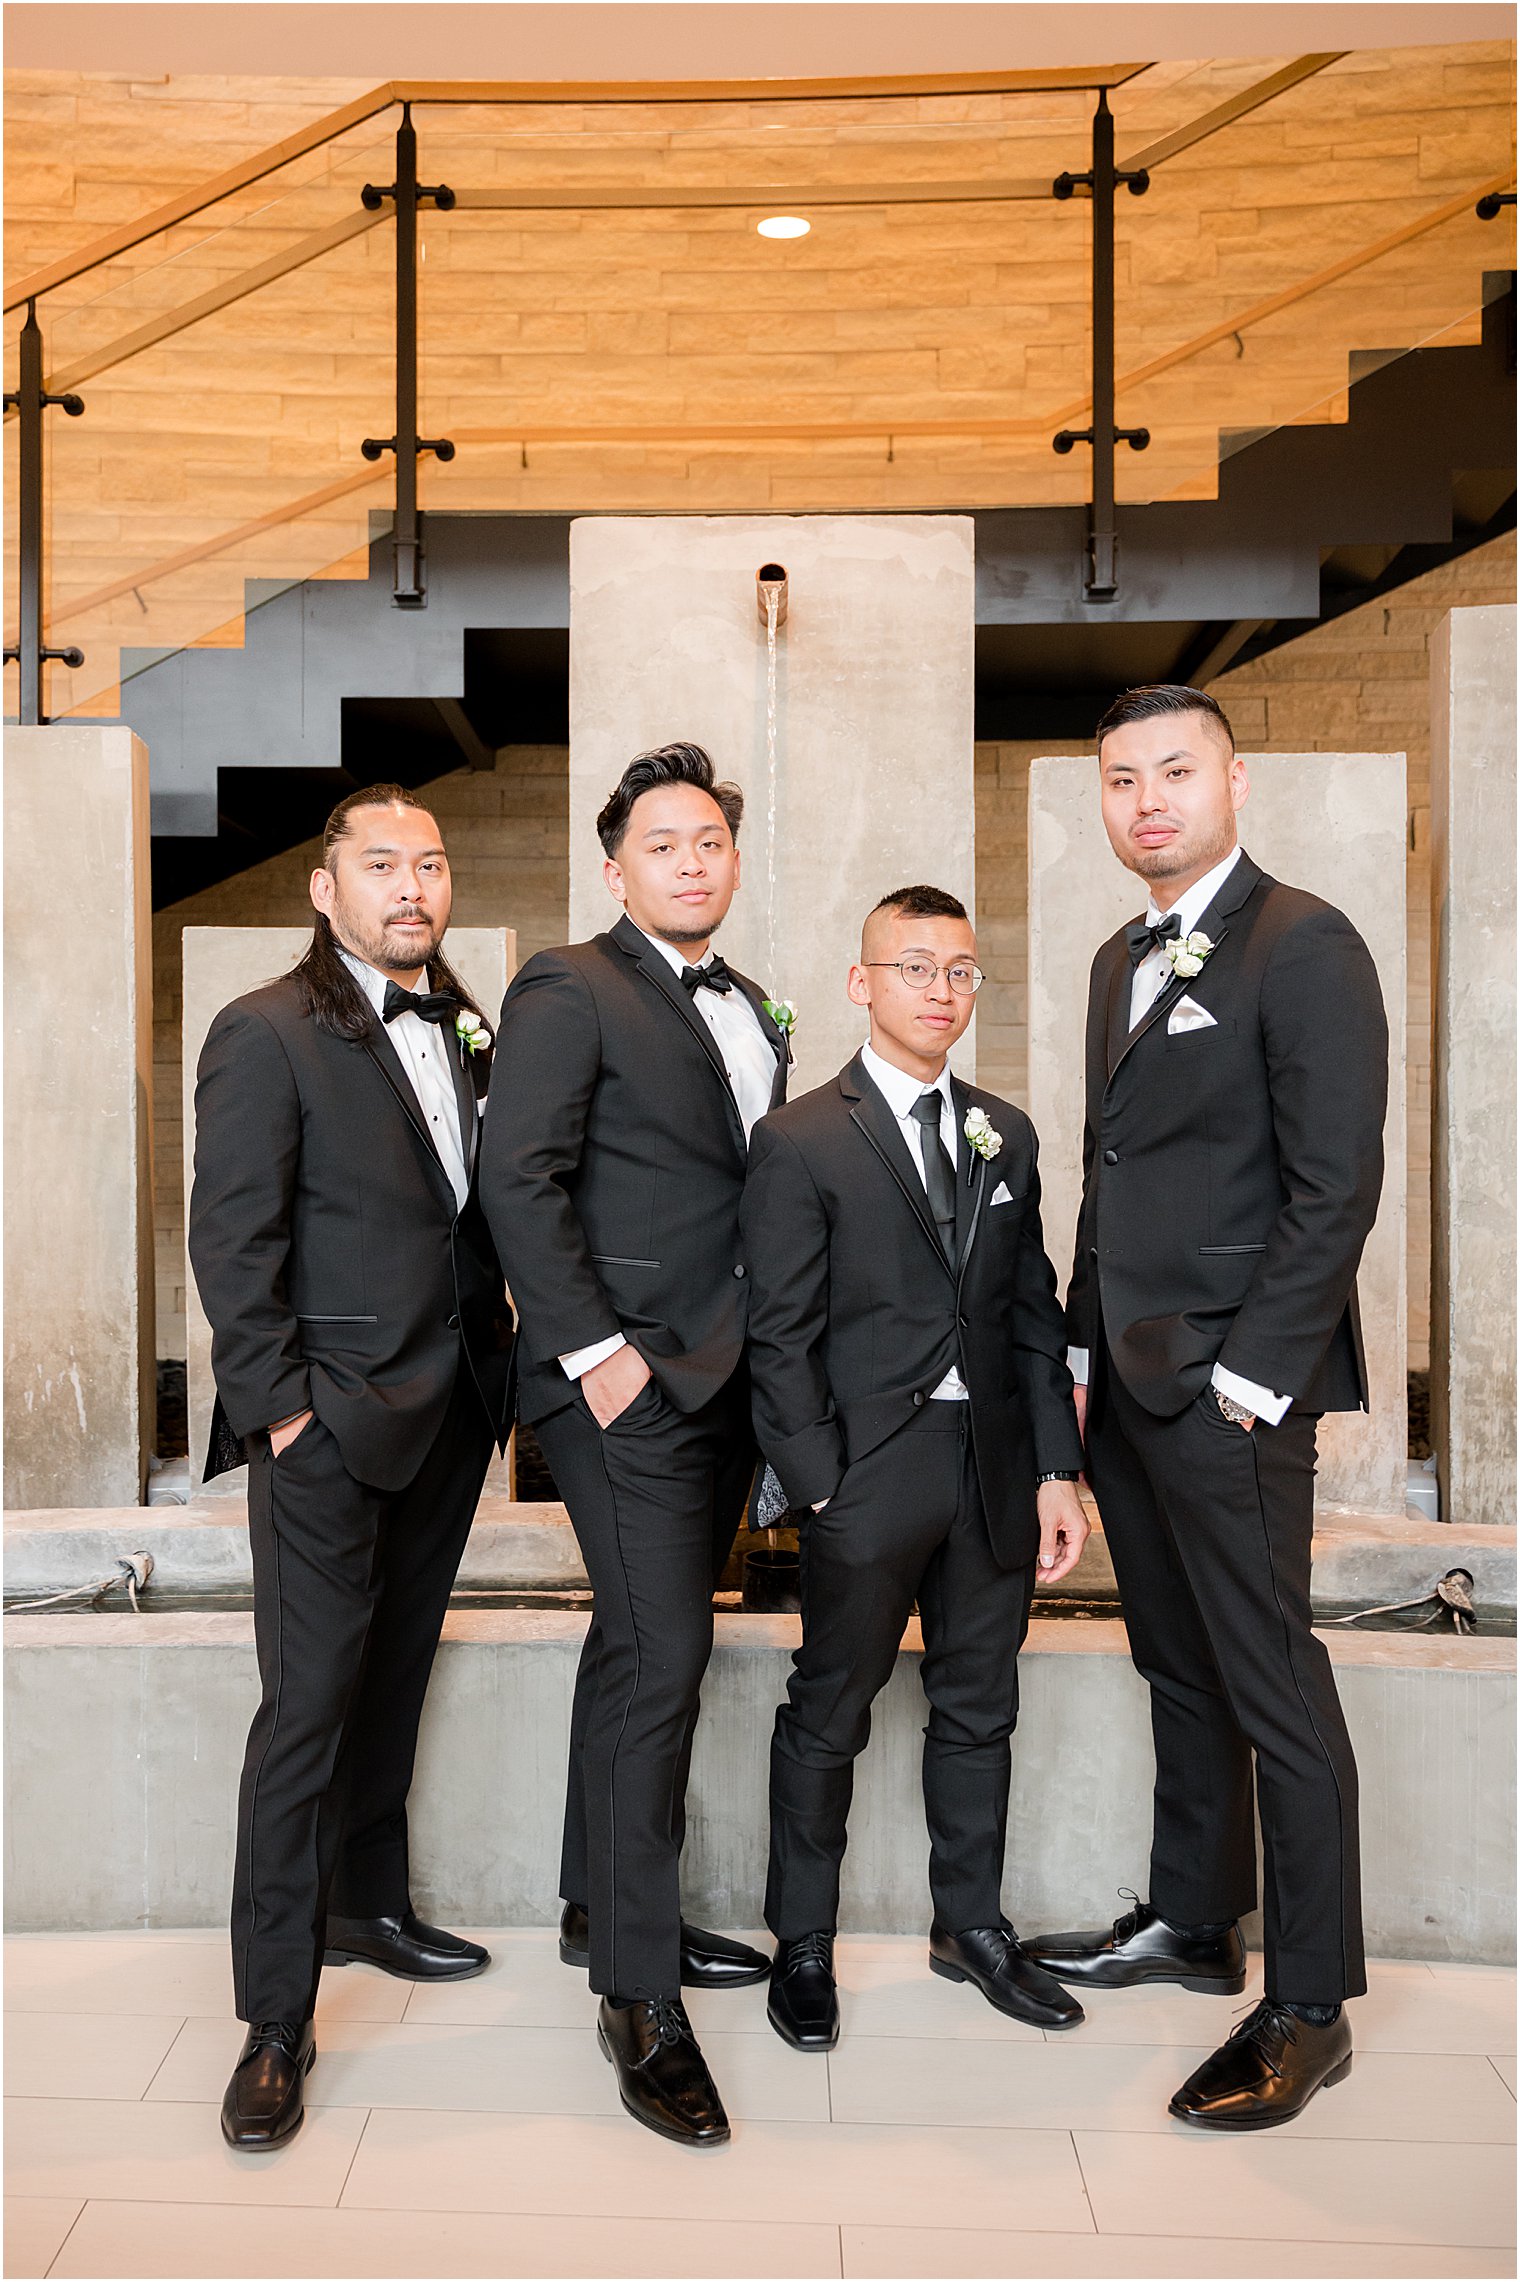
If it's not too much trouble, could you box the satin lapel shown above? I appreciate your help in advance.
[626,934,747,1156]
[951,1086,988,1282]
[846,1065,952,1278]
[360,1026,455,1198]
[447,1025,477,1174]
[1105,942,1133,1078]
[730,969,790,1105]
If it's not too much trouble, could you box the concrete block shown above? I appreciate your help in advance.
[181,925,514,1486]
[1431,606,1517,1526]
[3,727,154,1507]
[569,515,975,1095]
[1028,753,1408,1514]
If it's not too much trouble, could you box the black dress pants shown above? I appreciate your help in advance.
[766,1404,1036,1943]
[233,1370,495,2025]
[1087,1338,1365,2003]
[534,1372,755,2000]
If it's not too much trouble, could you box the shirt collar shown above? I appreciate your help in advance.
[1146,843,1242,938]
[338,946,391,1016]
[861,1038,953,1122]
[632,921,713,978]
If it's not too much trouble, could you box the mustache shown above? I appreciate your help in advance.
[384,906,433,925]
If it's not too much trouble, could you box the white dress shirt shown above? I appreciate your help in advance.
[341,949,469,1214]
[859,1040,968,1401]
[1068,844,1290,1428]
[560,924,778,1382]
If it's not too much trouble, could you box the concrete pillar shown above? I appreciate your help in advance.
[182,926,514,1488]
[569,516,976,1094]
[1028,753,1408,1515]
[1431,606,1517,1526]
[4,727,155,1507]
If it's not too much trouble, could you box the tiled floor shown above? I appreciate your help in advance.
[4,1932,1514,2279]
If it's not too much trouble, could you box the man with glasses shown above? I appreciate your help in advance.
[740,885,1090,2053]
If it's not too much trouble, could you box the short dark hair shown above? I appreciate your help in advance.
[596,741,744,858]
[1095,684,1235,755]
[868,884,969,926]
[321,781,432,869]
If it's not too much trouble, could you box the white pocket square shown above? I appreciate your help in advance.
[1167,995,1217,1035]
[989,1181,1015,1207]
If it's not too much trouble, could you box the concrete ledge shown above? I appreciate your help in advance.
[7,1608,1512,1963]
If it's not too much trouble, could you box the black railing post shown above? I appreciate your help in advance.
[1052,92,1150,601]
[360,105,455,609]
[3,300,85,724]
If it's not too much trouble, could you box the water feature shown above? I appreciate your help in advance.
[756,562,787,987]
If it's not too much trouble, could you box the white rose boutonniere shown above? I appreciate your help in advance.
[456,1010,492,1055]
[964,1106,1002,1162]
[1165,929,1215,982]
[762,998,797,1038]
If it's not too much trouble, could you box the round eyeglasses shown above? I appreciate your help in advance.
[864,959,985,995]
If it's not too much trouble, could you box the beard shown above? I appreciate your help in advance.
[654,912,726,947]
[1125,812,1237,883]
[334,896,443,973]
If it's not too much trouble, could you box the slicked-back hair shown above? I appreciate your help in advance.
[596,741,744,858]
[290,783,483,1040]
[1095,683,1235,756]
[868,884,969,927]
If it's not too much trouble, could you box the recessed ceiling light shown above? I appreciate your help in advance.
[757,215,810,239]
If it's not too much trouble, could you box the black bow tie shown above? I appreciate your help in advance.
[382,981,459,1026]
[681,956,733,997]
[1125,911,1182,967]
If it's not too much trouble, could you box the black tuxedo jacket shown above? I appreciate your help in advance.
[740,1054,1084,1569]
[1067,850,1388,1418]
[479,913,788,1426]
[189,973,516,1489]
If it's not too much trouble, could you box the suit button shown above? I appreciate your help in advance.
[733,1264,746,1279]
[1089,1247,1099,1260]
[446,1314,459,1329]
[1103,1149,1119,1165]
[959,1313,970,1328]
[912,1391,926,1407]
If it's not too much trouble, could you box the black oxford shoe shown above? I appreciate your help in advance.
[324,1910,489,1981]
[220,2019,315,2150]
[1024,1898,1246,1993]
[597,1995,731,2146]
[768,1931,840,2052]
[560,1902,768,1990]
[1170,1997,1352,2129]
[929,1923,1085,2030]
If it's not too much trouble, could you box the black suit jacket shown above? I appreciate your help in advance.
[479,913,788,1425]
[1067,850,1388,1419]
[189,973,516,1489]
[741,1055,1084,1569]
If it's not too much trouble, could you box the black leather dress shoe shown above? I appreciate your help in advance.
[220,2019,315,2149]
[597,1995,731,2146]
[323,1910,489,1981]
[1170,1997,1352,2129]
[560,1902,769,1990]
[768,1931,840,2051]
[929,1923,1085,2030]
[1024,1899,1246,1993]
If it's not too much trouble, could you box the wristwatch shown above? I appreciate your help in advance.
[1037,1470,1081,1485]
[1214,1387,1257,1429]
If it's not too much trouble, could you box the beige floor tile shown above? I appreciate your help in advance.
[1074,2127,1518,2248]
[2,1934,409,2025]
[829,2034,1517,2142]
[341,2108,1093,2231]
[146,2014,830,2124]
[3,2196,83,2279]
[1049,1969,1267,2048]
[4,2098,369,2209]
[3,2012,186,2102]
[1491,2054,1518,2097]
[1359,1963,1518,2057]
[842,2224,1517,2277]
[401,1931,597,2031]
[48,2200,843,2279]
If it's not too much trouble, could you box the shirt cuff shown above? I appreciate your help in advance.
[560,1332,627,1381]
[1212,1363,1292,1426]
[1066,1347,1090,1388]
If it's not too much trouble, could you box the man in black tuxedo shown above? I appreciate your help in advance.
[1025,685,1388,2130]
[480,741,787,2146]
[741,886,1090,2053]
[190,785,515,2150]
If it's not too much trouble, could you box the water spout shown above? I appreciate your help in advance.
[756,562,788,626]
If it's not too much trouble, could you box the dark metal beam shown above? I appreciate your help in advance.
[432,697,496,772]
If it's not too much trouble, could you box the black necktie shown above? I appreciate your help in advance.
[381,980,459,1026]
[909,1091,957,1265]
[1125,910,1182,967]
[681,956,733,997]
